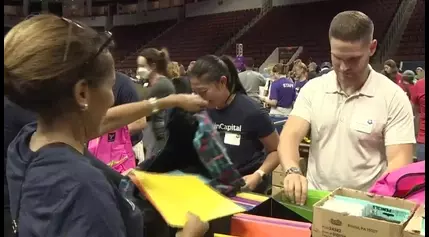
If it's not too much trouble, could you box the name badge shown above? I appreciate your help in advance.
[224,132,241,146]
[351,119,373,134]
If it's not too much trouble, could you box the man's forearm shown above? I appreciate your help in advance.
[382,144,414,176]
[278,139,302,171]
[385,156,413,174]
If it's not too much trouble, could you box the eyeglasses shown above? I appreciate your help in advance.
[61,17,113,63]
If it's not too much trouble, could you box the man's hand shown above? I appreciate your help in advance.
[283,173,308,205]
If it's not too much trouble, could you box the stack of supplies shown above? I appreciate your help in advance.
[312,188,418,237]
[321,195,411,223]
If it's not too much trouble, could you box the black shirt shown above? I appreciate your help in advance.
[113,72,143,146]
[207,93,275,175]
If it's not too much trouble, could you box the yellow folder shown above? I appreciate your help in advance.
[129,170,245,227]
[214,234,238,237]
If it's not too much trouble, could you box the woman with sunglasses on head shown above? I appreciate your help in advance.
[4,14,208,237]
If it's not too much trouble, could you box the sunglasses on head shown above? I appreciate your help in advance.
[60,16,113,63]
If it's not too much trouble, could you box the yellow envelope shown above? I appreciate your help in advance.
[130,170,245,227]
[214,234,238,237]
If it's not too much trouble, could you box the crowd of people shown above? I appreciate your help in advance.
[3,10,425,237]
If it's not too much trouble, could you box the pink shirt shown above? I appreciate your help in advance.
[411,79,425,144]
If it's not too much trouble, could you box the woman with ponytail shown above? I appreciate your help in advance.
[189,55,280,194]
[137,47,178,158]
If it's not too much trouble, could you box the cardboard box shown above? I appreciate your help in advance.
[299,143,310,155]
[404,205,425,237]
[274,165,284,173]
[271,186,283,196]
[272,171,285,187]
[312,188,418,237]
[299,157,308,175]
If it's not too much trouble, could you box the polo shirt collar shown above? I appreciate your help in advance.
[325,65,376,97]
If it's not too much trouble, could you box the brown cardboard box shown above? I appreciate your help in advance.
[272,172,285,187]
[274,165,283,173]
[271,186,283,196]
[404,205,425,237]
[312,188,418,237]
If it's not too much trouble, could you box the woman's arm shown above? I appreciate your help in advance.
[260,82,278,107]
[242,131,280,191]
[94,94,207,140]
[257,132,281,174]
[260,96,278,107]
[99,96,176,137]
[242,109,280,191]
[127,117,147,135]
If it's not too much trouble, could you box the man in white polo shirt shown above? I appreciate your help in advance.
[278,11,415,205]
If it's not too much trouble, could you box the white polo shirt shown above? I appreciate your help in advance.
[290,66,416,191]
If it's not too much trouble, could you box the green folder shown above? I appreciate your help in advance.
[273,189,330,222]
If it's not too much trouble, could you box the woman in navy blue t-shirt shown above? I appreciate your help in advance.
[4,14,208,237]
[189,55,281,193]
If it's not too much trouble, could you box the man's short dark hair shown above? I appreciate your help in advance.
[329,11,374,42]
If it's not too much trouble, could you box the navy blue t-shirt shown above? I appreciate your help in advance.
[4,98,37,209]
[113,72,143,146]
[6,124,126,237]
[207,93,275,175]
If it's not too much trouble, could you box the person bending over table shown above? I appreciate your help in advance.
[278,11,415,205]
[189,55,280,193]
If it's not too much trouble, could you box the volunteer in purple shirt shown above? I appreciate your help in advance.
[260,63,295,117]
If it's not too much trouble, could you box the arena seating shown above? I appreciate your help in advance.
[226,0,401,66]
[118,9,260,69]
[4,27,11,36]
[394,0,425,61]
[112,20,177,64]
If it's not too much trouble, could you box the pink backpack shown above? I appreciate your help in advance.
[88,126,136,173]
[369,161,425,204]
